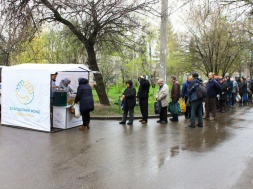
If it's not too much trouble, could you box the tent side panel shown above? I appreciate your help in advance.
[1,68,51,132]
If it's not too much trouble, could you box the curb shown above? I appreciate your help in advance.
[91,113,183,120]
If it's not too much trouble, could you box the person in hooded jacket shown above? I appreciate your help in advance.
[137,75,150,124]
[119,80,136,125]
[75,78,94,130]
[59,78,74,93]
[188,72,204,128]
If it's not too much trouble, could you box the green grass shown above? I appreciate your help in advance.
[90,84,177,116]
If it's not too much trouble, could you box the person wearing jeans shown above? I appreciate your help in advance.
[188,72,204,127]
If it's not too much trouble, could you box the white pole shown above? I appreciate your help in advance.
[159,0,168,82]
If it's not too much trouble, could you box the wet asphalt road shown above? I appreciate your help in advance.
[1,104,253,189]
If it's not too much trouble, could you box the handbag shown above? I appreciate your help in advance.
[180,101,186,113]
[242,93,248,102]
[121,99,127,110]
[154,101,161,114]
[168,101,181,115]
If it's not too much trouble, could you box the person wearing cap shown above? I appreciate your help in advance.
[170,75,180,122]
[119,80,136,125]
[156,79,169,124]
[137,75,150,124]
[188,72,204,127]
[218,78,227,113]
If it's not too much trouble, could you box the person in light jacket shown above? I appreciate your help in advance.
[156,79,169,124]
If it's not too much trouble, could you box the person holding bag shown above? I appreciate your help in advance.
[156,79,169,124]
[170,76,181,122]
[119,80,136,125]
[75,78,94,130]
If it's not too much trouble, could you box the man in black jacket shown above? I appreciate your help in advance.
[137,75,150,124]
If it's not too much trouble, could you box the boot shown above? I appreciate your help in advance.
[87,123,90,129]
[79,125,87,130]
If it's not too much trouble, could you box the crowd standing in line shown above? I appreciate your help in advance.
[115,72,252,127]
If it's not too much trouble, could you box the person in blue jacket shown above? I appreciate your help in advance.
[188,72,204,128]
[75,78,94,130]
[181,76,193,119]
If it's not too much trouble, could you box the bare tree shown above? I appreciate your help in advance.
[0,0,158,105]
[0,4,36,65]
[184,1,248,76]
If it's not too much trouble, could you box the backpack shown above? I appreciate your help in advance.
[196,83,207,99]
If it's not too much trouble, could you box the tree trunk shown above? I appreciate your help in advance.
[86,43,110,106]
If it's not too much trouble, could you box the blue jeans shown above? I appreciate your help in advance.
[190,99,203,125]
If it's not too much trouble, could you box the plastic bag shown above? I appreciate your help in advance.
[73,103,81,118]
[242,93,248,102]
[236,94,241,102]
[154,101,161,114]
[180,101,186,113]
[168,101,181,115]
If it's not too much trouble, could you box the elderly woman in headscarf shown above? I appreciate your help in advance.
[75,78,94,130]
[119,80,136,125]
[59,78,74,93]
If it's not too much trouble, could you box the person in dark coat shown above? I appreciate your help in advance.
[119,80,136,125]
[204,72,221,121]
[137,75,150,124]
[218,78,227,113]
[170,75,180,122]
[75,78,94,130]
[239,77,247,102]
[225,76,233,106]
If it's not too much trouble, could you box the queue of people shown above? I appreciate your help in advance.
[51,72,252,130]
[117,72,252,127]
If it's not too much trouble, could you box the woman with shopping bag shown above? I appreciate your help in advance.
[75,78,94,130]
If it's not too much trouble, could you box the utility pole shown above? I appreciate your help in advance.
[159,0,168,81]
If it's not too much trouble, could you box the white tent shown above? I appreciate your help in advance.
[1,64,90,132]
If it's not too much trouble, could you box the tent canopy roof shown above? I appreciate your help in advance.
[4,63,90,73]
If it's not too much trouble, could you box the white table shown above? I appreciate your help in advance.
[53,105,82,129]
